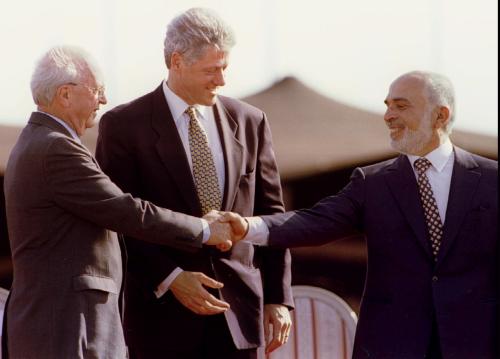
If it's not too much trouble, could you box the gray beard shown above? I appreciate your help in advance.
[390,115,433,155]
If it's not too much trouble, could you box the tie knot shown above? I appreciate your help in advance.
[414,157,432,174]
[185,106,197,121]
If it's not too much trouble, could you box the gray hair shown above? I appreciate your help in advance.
[30,45,103,106]
[164,7,236,68]
[403,71,456,134]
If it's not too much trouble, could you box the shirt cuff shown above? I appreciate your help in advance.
[201,218,210,243]
[244,216,269,246]
[154,267,183,298]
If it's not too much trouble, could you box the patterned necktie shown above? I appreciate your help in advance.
[414,158,443,260]
[186,106,222,215]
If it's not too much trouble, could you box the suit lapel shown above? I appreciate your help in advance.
[29,112,75,139]
[436,147,481,265]
[384,155,432,257]
[150,85,201,215]
[214,99,243,211]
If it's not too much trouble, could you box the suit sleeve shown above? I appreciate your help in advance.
[96,112,181,290]
[262,168,365,247]
[42,135,203,250]
[253,114,294,308]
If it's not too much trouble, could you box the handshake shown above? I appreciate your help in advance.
[203,210,249,251]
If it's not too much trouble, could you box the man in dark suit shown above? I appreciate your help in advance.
[3,45,232,359]
[226,71,498,358]
[96,7,293,359]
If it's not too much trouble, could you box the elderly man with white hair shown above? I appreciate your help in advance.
[3,45,233,359]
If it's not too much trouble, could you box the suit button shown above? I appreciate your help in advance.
[432,276,438,282]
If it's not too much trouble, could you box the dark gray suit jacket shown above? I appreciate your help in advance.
[3,112,204,359]
[263,147,498,359]
[96,86,293,354]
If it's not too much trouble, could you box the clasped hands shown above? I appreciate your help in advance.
[204,210,248,251]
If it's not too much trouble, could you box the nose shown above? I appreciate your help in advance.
[384,107,395,123]
[214,69,226,87]
[99,92,107,105]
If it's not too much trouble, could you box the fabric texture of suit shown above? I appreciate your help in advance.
[262,147,498,359]
[3,112,204,359]
[96,84,293,355]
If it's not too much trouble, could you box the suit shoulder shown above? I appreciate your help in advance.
[14,125,87,164]
[218,95,265,120]
[473,154,498,185]
[359,156,400,176]
[456,147,497,173]
[471,153,497,170]
[101,90,155,124]
[45,132,89,157]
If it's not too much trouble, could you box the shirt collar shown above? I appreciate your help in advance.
[37,110,81,143]
[407,137,453,172]
[162,80,210,125]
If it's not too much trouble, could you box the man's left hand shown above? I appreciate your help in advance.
[264,304,292,354]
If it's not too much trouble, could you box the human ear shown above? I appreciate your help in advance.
[55,84,72,108]
[170,52,183,70]
[435,106,450,130]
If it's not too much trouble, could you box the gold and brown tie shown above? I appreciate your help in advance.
[186,106,222,215]
[414,157,443,260]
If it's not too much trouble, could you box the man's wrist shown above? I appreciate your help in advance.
[245,216,270,245]
[154,268,184,298]
[242,217,250,238]
[201,218,210,243]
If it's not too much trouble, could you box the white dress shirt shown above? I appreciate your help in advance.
[245,138,455,246]
[407,138,454,224]
[155,81,226,298]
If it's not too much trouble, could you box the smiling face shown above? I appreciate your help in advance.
[383,75,440,156]
[168,45,229,106]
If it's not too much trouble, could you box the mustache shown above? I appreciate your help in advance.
[387,121,404,128]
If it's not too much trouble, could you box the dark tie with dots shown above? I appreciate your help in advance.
[414,158,443,260]
[186,106,222,215]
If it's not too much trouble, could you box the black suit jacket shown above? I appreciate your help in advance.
[263,147,498,359]
[96,85,293,351]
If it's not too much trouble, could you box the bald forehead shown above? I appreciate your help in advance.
[392,74,427,92]
[385,74,427,104]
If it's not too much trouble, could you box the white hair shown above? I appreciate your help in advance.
[30,45,103,106]
[403,71,456,134]
[163,7,236,68]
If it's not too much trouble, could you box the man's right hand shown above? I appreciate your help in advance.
[169,271,230,315]
[218,211,249,242]
[203,210,250,251]
[204,211,233,251]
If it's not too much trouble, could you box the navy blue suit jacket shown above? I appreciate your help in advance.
[263,147,498,358]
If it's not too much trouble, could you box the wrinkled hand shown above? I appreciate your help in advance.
[264,304,292,354]
[170,271,230,315]
[204,210,233,251]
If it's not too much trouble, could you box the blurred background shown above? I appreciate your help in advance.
[0,0,497,312]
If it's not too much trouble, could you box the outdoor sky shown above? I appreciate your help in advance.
[0,0,497,136]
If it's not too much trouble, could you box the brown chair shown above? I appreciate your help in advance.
[268,285,357,359]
